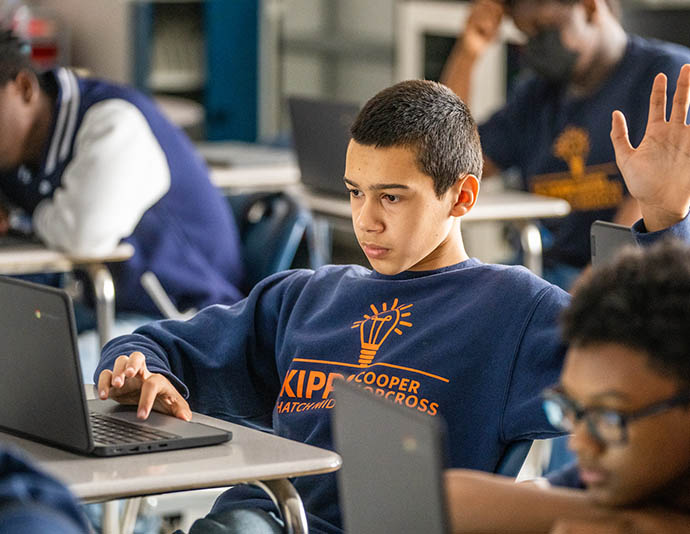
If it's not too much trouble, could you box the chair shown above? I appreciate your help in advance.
[227,191,315,293]
[496,435,576,481]
[141,191,315,319]
[495,440,532,477]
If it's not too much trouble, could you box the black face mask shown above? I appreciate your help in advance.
[522,28,579,83]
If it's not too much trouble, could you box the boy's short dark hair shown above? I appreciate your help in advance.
[0,30,33,86]
[505,0,621,20]
[350,79,483,198]
[562,240,690,387]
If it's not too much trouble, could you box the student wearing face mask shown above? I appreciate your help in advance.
[442,0,690,290]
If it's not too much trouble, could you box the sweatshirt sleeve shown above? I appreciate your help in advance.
[96,269,312,429]
[0,448,90,534]
[501,285,570,443]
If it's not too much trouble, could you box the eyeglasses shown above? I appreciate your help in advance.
[542,387,690,445]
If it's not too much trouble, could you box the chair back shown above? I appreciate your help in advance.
[495,440,532,477]
[227,192,312,292]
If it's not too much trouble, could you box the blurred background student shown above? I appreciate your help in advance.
[0,446,90,534]
[442,0,690,289]
[0,28,246,377]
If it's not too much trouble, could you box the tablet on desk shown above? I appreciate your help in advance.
[590,220,638,267]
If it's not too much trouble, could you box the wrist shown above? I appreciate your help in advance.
[458,39,482,63]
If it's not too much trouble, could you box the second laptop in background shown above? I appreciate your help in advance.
[288,96,360,197]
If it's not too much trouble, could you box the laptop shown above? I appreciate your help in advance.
[332,380,449,534]
[288,96,360,197]
[590,220,637,267]
[0,275,231,456]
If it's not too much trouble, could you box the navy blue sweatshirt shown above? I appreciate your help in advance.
[96,215,690,533]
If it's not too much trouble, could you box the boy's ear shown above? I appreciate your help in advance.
[14,70,39,104]
[581,0,600,21]
[450,174,480,218]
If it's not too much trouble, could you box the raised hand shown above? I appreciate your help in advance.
[462,0,505,59]
[610,64,690,231]
[97,351,192,421]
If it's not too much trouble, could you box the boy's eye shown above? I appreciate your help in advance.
[348,189,362,198]
[383,194,400,203]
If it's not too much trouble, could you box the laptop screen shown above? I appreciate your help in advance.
[0,276,91,451]
[288,97,360,197]
[333,380,449,534]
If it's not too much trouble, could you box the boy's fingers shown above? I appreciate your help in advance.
[670,64,690,124]
[647,73,668,126]
[170,397,193,422]
[124,351,148,378]
[97,370,113,399]
[610,110,633,161]
[111,354,132,387]
[137,376,167,419]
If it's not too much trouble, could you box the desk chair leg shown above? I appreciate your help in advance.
[519,222,543,278]
[310,216,332,267]
[250,479,309,534]
[83,263,116,349]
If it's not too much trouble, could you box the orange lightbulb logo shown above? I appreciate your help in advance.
[352,299,413,366]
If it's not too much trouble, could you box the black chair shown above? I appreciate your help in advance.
[141,191,315,319]
[227,191,315,293]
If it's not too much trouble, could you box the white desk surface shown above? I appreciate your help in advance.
[0,243,135,275]
[211,164,300,191]
[200,141,301,192]
[301,188,571,223]
[0,387,341,503]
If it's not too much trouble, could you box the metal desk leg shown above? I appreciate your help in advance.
[84,264,116,349]
[102,501,120,534]
[85,264,130,534]
[101,498,142,534]
[251,479,309,534]
[120,497,142,534]
[519,222,543,278]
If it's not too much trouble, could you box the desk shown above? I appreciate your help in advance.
[0,243,134,348]
[200,141,301,193]
[1,386,341,534]
[302,188,571,277]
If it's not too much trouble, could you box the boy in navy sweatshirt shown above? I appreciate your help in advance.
[95,66,690,533]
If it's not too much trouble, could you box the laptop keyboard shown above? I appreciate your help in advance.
[89,412,180,445]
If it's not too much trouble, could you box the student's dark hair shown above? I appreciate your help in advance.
[350,79,483,197]
[505,0,621,20]
[0,30,34,85]
[562,240,690,387]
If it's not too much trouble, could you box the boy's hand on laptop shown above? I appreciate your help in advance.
[97,351,192,421]
[611,64,690,232]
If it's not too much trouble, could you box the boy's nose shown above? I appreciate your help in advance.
[355,200,383,232]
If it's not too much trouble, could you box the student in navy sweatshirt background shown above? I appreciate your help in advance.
[94,68,690,533]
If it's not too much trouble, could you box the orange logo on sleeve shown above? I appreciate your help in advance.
[352,298,413,365]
